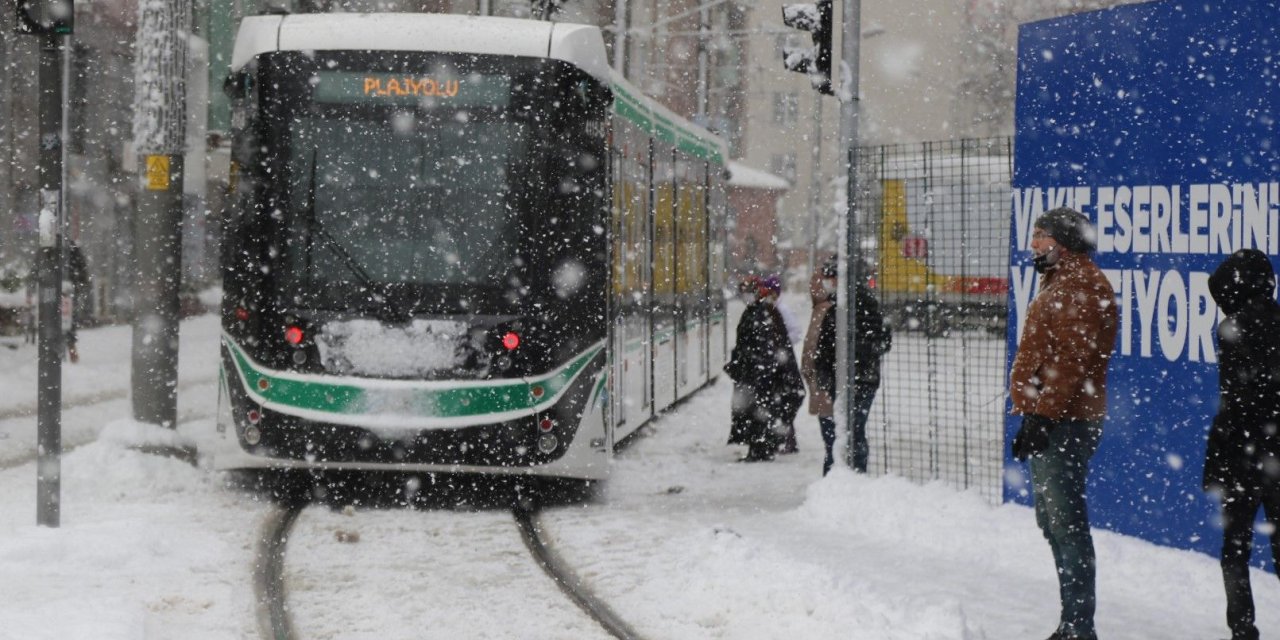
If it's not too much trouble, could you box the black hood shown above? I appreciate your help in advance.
[1209,248,1276,315]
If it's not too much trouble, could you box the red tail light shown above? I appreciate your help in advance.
[502,331,520,350]
[284,326,304,345]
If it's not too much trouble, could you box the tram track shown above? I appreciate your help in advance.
[514,505,644,640]
[256,500,305,640]
[256,496,645,640]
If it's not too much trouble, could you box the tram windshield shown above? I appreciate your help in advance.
[251,51,607,315]
[291,114,525,288]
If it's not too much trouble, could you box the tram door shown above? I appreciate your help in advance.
[675,155,708,397]
[608,123,654,442]
[693,160,710,387]
[700,161,713,382]
[650,142,677,413]
[708,169,728,371]
[608,143,625,442]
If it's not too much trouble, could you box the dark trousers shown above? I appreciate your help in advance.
[845,383,877,472]
[1029,419,1102,639]
[816,383,876,475]
[819,416,836,475]
[1220,478,1280,640]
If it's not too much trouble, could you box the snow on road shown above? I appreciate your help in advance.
[0,314,1276,639]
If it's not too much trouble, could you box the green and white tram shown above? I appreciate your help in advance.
[212,12,729,481]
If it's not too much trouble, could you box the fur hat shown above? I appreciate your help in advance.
[1034,207,1095,253]
[759,274,782,297]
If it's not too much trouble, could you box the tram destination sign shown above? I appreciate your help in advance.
[312,71,510,107]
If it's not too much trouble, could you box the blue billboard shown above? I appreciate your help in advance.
[1009,0,1280,570]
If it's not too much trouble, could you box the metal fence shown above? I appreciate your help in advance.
[855,137,1013,504]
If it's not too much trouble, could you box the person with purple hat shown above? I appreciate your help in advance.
[725,273,804,461]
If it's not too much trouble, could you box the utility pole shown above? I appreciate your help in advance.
[613,0,628,73]
[779,0,866,472]
[695,4,709,126]
[16,0,73,527]
[36,29,65,527]
[838,0,863,471]
[806,96,824,276]
[131,0,190,428]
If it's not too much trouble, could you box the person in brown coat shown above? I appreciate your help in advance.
[1009,207,1118,640]
[802,267,839,474]
[801,260,889,475]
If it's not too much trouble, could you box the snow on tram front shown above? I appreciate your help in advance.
[209,13,618,480]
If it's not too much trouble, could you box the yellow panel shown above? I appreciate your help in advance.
[878,179,954,294]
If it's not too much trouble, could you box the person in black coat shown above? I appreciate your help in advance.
[1206,248,1280,640]
[845,277,890,472]
[64,241,91,363]
[726,275,804,462]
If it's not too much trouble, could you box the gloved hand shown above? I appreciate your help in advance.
[1012,414,1055,461]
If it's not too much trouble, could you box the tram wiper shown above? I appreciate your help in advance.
[305,150,410,324]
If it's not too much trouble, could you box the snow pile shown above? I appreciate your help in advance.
[0,427,265,640]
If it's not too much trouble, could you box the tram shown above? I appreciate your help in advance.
[209,12,730,481]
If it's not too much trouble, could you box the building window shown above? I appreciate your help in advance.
[769,153,797,183]
[772,92,799,126]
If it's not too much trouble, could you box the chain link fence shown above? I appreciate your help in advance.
[855,137,1013,504]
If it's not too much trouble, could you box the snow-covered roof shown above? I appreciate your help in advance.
[727,161,790,191]
[231,13,611,84]
[611,75,728,166]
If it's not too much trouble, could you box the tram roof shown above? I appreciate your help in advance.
[230,13,611,84]
[609,74,727,166]
[230,12,727,165]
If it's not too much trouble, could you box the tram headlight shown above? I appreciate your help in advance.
[244,425,262,445]
[536,433,558,454]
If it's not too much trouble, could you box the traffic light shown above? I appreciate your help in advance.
[781,0,832,95]
[14,0,74,35]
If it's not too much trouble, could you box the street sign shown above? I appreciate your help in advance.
[145,155,170,191]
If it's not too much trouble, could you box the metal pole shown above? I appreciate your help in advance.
[36,31,66,527]
[696,4,709,125]
[613,0,628,73]
[807,96,824,277]
[838,0,862,471]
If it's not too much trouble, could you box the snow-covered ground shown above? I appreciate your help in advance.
[0,311,1277,639]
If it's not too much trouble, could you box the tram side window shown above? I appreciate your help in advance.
[223,67,264,299]
[614,121,647,306]
[653,142,676,302]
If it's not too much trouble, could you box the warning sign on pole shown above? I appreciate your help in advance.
[145,155,170,191]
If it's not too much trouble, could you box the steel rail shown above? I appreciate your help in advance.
[514,505,645,640]
[255,501,304,640]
